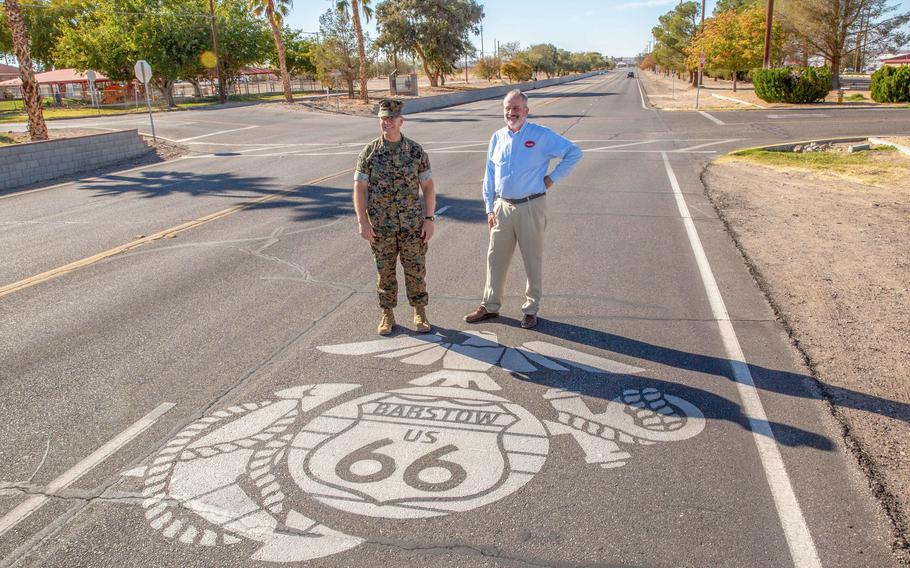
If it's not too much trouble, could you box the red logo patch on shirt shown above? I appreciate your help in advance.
[524,140,536,148]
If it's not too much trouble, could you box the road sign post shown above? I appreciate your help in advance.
[134,60,157,142]
[696,54,705,110]
[86,70,98,114]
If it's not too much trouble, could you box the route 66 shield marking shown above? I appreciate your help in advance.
[290,386,547,519]
[133,331,706,563]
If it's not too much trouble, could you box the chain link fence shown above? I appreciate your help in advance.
[0,75,326,113]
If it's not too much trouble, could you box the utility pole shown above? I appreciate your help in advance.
[480,25,484,59]
[699,0,705,85]
[763,0,774,69]
[208,0,226,103]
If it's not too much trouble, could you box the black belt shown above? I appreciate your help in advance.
[499,192,546,205]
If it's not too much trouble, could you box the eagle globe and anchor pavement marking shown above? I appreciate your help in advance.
[131,331,706,563]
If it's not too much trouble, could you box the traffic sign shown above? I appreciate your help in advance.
[134,60,152,84]
[699,54,706,69]
[86,70,96,83]
[133,60,156,142]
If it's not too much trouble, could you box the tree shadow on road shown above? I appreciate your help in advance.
[79,170,488,225]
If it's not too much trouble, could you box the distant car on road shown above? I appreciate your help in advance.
[627,71,634,78]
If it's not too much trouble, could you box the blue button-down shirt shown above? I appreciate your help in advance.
[483,121,583,214]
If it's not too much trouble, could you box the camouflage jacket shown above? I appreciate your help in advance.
[354,136,432,233]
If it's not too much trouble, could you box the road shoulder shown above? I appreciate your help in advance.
[702,151,910,563]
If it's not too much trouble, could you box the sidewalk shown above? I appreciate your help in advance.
[638,69,889,111]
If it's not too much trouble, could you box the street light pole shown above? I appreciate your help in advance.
[699,0,705,86]
[763,0,775,69]
[208,0,226,103]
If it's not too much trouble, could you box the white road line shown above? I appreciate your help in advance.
[661,152,821,568]
[435,205,451,216]
[587,140,661,151]
[636,79,650,110]
[672,139,740,152]
[427,142,488,151]
[0,402,176,539]
[176,125,258,142]
[766,114,830,119]
[698,111,726,125]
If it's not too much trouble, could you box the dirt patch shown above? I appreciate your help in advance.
[881,136,910,149]
[704,149,910,562]
[2,128,115,145]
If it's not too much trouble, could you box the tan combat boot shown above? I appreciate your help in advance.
[413,306,431,333]
[377,308,396,336]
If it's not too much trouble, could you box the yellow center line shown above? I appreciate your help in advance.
[534,75,609,108]
[0,168,353,299]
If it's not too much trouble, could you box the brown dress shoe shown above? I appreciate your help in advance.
[520,314,538,329]
[464,306,499,323]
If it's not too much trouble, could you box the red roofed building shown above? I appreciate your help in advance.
[0,63,18,82]
[882,53,910,67]
[0,68,112,99]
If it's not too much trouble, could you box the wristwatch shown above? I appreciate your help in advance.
[424,215,436,221]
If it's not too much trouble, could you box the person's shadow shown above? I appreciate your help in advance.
[374,322,858,451]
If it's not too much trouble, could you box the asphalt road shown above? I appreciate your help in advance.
[2,74,909,567]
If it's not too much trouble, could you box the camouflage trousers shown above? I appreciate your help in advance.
[370,230,428,309]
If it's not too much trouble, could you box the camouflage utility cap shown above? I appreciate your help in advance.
[377,99,403,117]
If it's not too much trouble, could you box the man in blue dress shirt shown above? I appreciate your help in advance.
[464,89,583,329]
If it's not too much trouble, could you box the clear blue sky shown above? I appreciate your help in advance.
[286,0,910,59]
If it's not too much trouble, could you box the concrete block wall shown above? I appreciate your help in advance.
[400,72,599,115]
[0,129,152,192]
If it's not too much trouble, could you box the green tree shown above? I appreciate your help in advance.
[55,0,212,107]
[651,1,701,84]
[336,0,372,102]
[375,0,483,87]
[501,58,531,83]
[274,28,316,77]
[688,5,781,91]
[521,43,557,78]
[779,0,910,88]
[474,56,500,81]
[0,0,79,70]
[182,1,272,99]
[312,6,360,98]
[248,0,294,102]
[713,0,759,14]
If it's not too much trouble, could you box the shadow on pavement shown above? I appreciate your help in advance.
[80,171,487,225]
[376,323,834,451]
[494,317,910,437]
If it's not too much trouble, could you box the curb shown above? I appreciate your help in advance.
[728,135,893,154]
[869,137,910,157]
[710,93,766,108]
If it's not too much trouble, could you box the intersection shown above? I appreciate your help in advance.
[1,73,909,567]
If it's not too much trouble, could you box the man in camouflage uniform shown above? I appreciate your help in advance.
[353,99,436,335]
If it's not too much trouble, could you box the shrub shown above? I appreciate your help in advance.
[870,66,910,102]
[501,59,532,83]
[475,57,501,81]
[752,66,832,103]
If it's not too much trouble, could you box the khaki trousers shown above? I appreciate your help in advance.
[481,196,547,315]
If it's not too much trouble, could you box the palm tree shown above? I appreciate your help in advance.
[337,0,372,103]
[248,0,294,103]
[3,0,48,141]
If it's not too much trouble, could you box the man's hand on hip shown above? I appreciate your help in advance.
[544,175,554,189]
